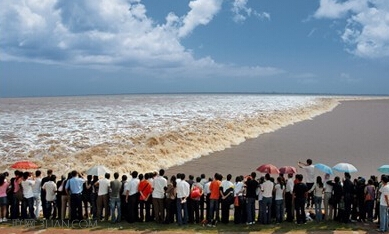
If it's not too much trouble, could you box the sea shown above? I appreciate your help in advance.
[0,94,352,175]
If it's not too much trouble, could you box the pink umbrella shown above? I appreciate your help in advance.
[256,164,280,174]
[279,166,297,174]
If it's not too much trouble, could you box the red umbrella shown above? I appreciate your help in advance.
[256,164,280,174]
[279,166,297,174]
[10,161,39,170]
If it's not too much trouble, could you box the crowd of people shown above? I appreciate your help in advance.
[0,159,388,232]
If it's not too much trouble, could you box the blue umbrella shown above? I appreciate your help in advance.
[314,163,334,175]
[378,165,389,174]
[332,162,358,173]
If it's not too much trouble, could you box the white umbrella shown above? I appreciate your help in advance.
[332,162,358,173]
[86,165,112,176]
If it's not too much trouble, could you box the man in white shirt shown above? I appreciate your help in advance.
[21,172,35,219]
[298,159,315,208]
[42,175,57,220]
[32,170,42,219]
[95,173,110,221]
[285,173,295,222]
[176,173,190,225]
[126,171,140,223]
[152,169,167,224]
[261,173,274,224]
[220,174,234,224]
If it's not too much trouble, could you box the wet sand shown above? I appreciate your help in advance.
[166,99,389,180]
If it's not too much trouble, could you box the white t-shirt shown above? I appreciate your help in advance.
[152,176,167,199]
[303,165,315,183]
[220,180,234,193]
[176,180,190,199]
[379,184,389,207]
[234,181,244,196]
[42,181,57,201]
[274,183,285,200]
[21,179,35,199]
[32,177,41,194]
[128,178,140,196]
[262,180,274,198]
[97,178,110,196]
[286,178,294,194]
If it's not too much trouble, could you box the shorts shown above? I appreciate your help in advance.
[0,196,7,206]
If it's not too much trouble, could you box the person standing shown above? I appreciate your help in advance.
[293,174,308,225]
[190,177,203,224]
[32,170,42,220]
[41,169,53,219]
[21,172,36,219]
[65,170,85,221]
[364,179,376,222]
[126,171,140,223]
[378,175,389,233]
[298,159,315,208]
[0,174,9,222]
[274,176,285,224]
[285,173,295,222]
[233,175,245,224]
[152,169,167,224]
[261,173,274,224]
[323,173,333,221]
[95,173,110,221]
[42,175,57,220]
[342,172,354,223]
[245,172,258,225]
[176,173,190,225]
[309,176,324,222]
[110,172,121,223]
[208,173,222,226]
[220,174,234,224]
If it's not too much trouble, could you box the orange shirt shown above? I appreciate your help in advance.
[209,180,221,200]
[138,180,152,201]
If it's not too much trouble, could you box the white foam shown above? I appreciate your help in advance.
[0,94,351,175]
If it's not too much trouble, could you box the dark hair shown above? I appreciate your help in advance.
[50,174,56,182]
[138,173,144,180]
[277,176,284,189]
[131,171,138,179]
[307,159,312,165]
[316,176,323,188]
[105,173,110,179]
[227,174,232,181]
[35,170,41,177]
[0,174,5,186]
[114,172,119,179]
[159,169,165,176]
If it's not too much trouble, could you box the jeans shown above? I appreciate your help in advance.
[261,197,272,224]
[176,198,188,225]
[45,200,57,219]
[22,197,35,219]
[379,205,388,232]
[110,197,121,223]
[314,196,323,221]
[275,199,284,223]
[208,198,219,224]
[246,197,255,223]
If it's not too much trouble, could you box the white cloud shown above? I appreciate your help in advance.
[231,0,270,23]
[178,0,223,38]
[314,0,389,58]
[0,0,281,79]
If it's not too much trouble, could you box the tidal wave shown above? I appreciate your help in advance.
[0,94,343,175]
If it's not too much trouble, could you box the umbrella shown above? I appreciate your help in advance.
[378,165,389,174]
[279,166,297,174]
[10,160,39,170]
[314,163,334,175]
[256,164,280,174]
[86,165,112,176]
[332,162,358,173]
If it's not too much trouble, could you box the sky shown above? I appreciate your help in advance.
[1,0,388,97]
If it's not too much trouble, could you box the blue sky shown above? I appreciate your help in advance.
[1,0,388,97]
